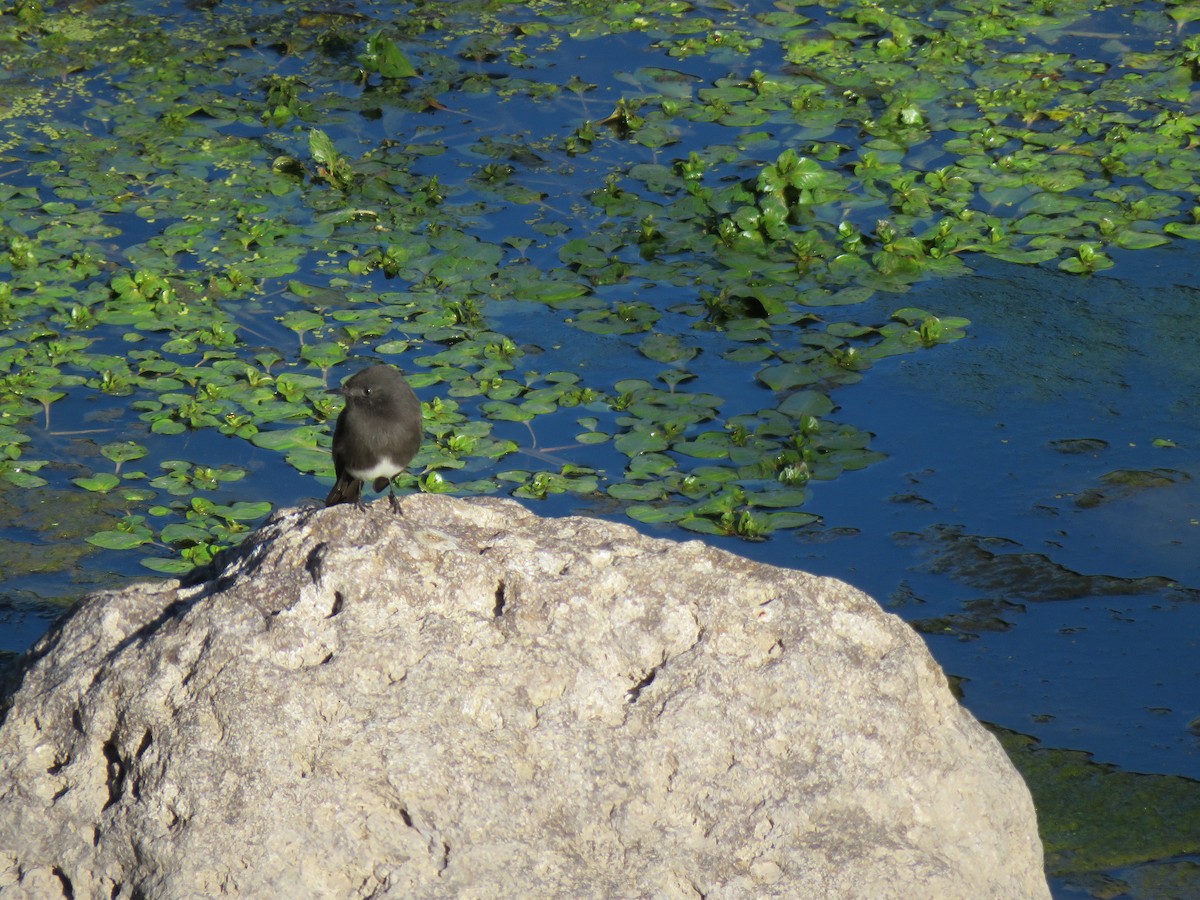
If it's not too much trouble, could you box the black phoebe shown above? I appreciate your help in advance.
[325,365,423,511]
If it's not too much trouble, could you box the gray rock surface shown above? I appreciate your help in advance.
[0,495,1049,898]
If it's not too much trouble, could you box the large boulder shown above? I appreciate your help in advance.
[0,496,1048,898]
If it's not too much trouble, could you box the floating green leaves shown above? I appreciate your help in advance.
[73,473,122,494]
[0,0,1196,577]
[310,129,355,191]
[628,485,820,541]
[359,30,417,80]
[101,441,148,474]
[87,519,156,552]
[1059,243,1114,275]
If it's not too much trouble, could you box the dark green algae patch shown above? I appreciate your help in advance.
[2,1,1200,890]
[994,726,1200,898]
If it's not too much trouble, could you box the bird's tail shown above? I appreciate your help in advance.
[325,475,363,507]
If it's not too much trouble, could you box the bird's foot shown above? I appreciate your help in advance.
[388,490,403,515]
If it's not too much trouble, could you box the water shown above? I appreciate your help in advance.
[795,251,1200,776]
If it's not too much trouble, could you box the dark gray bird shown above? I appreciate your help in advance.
[325,365,423,512]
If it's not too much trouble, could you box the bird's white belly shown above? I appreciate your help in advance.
[348,457,403,480]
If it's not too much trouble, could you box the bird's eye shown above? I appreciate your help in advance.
[362,387,371,396]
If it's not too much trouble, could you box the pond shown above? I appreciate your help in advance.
[1,0,1199,894]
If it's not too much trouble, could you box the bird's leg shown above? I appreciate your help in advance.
[388,482,403,515]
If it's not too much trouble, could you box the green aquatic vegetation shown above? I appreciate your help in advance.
[628,483,820,539]
[309,128,356,192]
[147,498,273,572]
[0,426,48,489]
[359,30,418,81]
[1058,242,1115,274]
[1075,467,1191,509]
[86,516,157,552]
[149,460,247,496]
[0,0,1195,573]
[498,465,599,500]
[996,726,1200,884]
